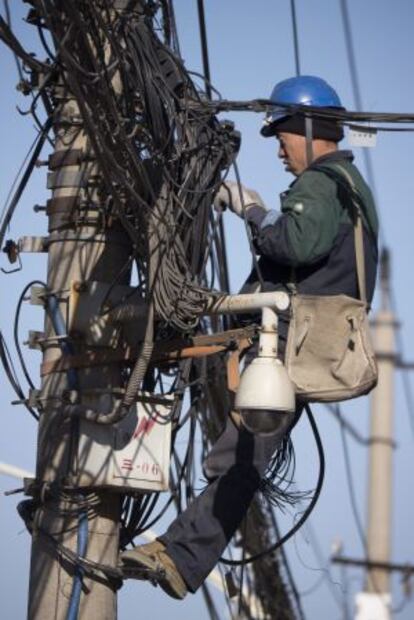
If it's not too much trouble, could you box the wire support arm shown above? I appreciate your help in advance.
[332,555,414,575]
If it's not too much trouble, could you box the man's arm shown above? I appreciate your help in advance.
[246,171,342,267]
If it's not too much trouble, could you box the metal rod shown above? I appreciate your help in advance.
[206,291,290,315]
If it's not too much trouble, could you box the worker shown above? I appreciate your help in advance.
[120,75,379,599]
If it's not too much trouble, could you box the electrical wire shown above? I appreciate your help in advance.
[200,582,222,620]
[0,330,39,420]
[290,0,301,77]
[0,133,40,240]
[324,402,395,448]
[14,280,46,391]
[0,13,49,72]
[196,96,414,123]
[196,0,231,319]
[237,518,247,617]
[338,403,367,553]
[233,160,265,290]
[271,509,307,620]
[0,117,52,250]
[295,516,347,612]
[2,0,24,82]
[389,286,414,441]
[196,0,212,100]
[339,0,382,238]
[219,405,325,566]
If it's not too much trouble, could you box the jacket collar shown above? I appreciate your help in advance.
[287,150,355,189]
[309,150,354,169]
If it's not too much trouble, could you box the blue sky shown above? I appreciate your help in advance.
[1,1,414,618]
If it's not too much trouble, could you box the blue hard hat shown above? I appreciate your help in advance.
[261,75,343,137]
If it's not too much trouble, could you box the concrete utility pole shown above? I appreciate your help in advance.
[27,3,135,618]
[356,249,397,620]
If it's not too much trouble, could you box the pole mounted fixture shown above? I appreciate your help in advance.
[235,306,296,435]
[207,291,296,435]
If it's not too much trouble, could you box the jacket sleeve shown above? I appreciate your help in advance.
[246,170,342,267]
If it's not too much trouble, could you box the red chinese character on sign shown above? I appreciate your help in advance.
[133,413,160,439]
[121,458,133,471]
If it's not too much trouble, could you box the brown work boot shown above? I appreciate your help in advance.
[120,540,187,600]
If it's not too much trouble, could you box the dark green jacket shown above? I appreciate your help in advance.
[243,150,379,304]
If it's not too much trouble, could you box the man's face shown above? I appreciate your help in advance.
[276,132,308,176]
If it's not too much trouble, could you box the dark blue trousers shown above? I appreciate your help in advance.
[159,409,300,592]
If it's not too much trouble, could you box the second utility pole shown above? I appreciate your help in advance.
[356,249,397,620]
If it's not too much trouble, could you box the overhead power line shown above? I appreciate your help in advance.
[2,0,24,81]
[339,0,382,246]
[290,0,301,76]
[197,98,414,126]
[338,404,368,552]
[196,0,231,298]
[324,403,396,448]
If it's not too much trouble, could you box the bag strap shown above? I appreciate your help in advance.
[330,164,367,303]
[312,163,367,303]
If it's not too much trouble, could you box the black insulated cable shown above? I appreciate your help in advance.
[219,405,325,566]
[290,0,301,77]
[0,117,52,250]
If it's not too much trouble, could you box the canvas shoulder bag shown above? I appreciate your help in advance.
[285,164,378,403]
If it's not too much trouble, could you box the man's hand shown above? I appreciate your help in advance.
[213,180,266,218]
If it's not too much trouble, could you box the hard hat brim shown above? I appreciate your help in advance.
[260,120,284,137]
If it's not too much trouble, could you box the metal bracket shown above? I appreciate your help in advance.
[30,285,47,306]
[18,236,48,253]
[226,348,241,394]
[40,326,257,378]
[26,330,46,350]
[47,165,100,190]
